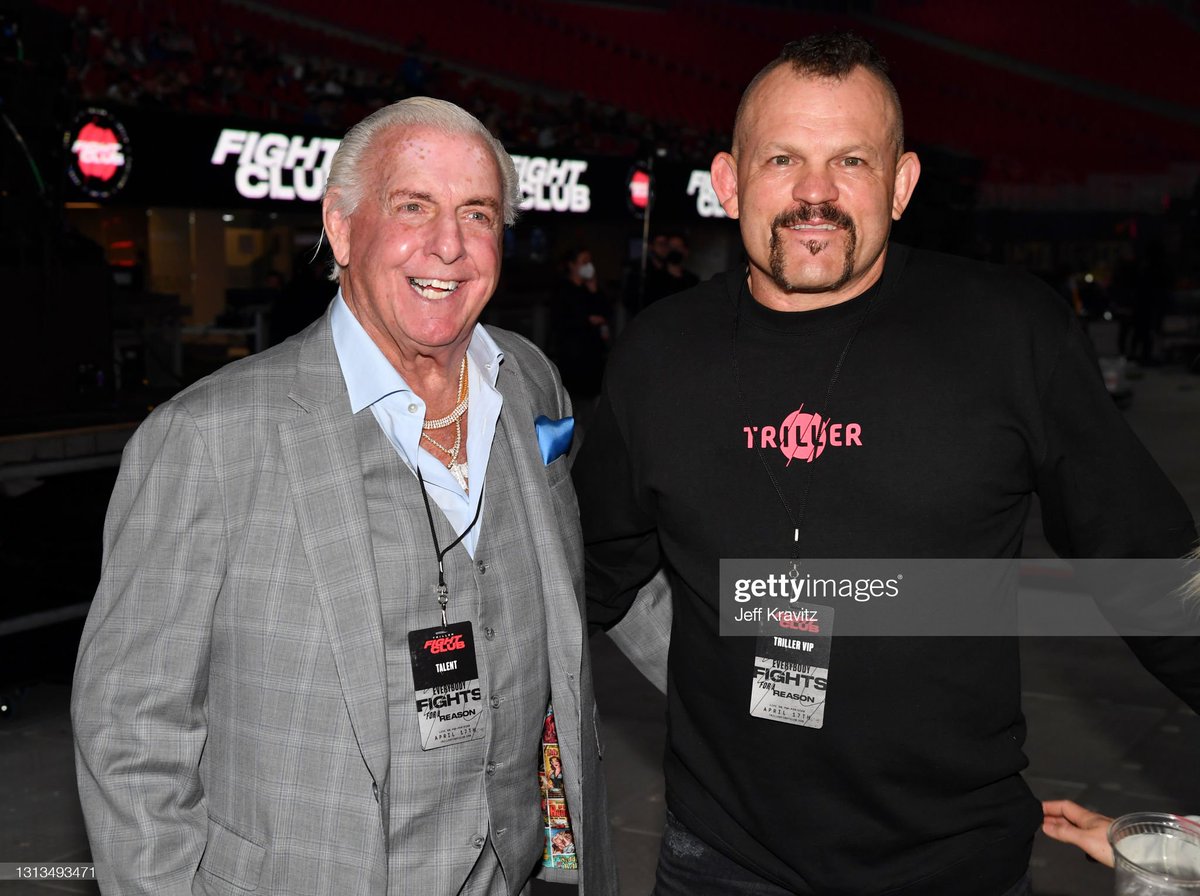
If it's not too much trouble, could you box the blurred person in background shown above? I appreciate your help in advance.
[268,246,338,346]
[659,232,700,296]
[625,231,670,317]
[551,246,611,420]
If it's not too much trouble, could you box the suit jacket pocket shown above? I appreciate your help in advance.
[545,453,571,488]
[198,815,266,893]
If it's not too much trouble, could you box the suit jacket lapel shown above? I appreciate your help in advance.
[278,316,391,787]
[494,356,583,678]
[491,349,595,870]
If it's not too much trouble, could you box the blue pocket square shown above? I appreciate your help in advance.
[535,415,575,465]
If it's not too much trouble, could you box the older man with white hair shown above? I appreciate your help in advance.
[73,97,622,896]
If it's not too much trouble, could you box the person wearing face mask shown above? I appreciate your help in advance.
[663,233,700,295]
[640,232,700,311]
[551,246,611,410]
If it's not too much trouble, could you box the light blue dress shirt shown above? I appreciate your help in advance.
[330,293,503,557]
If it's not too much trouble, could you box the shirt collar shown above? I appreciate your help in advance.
[331,291,504,414]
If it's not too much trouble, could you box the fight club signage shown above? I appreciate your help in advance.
[59,108,728,225]
[65,108,132,200]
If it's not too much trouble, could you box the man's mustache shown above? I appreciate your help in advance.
[772,203,854,231]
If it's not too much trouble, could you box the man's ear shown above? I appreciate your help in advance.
[891,151,921,221]
[710,152,740,219]
[323,193,352,270]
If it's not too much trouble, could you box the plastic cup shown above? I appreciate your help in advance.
[1108,813,1200,895]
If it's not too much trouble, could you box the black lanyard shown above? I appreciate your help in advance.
[730,278,875,559]
[416,469,485,627]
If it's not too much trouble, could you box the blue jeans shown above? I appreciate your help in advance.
[653,811,1034,896]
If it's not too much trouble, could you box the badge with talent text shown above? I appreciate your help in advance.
[408,621,484,750]
[749,603,833,729]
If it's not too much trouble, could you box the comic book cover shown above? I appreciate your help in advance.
[543,743,563,789]
[539,706,577,869]
[549,828,577,870]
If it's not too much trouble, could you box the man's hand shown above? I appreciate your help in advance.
[1042,799,1114,867]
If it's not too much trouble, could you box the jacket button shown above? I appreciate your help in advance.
[472,835,485,849]
[486,761,497,775]
[490,695,501,709]
[476,560,487,574]
[484,626,495,640]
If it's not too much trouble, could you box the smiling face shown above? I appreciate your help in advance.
[323,125,503,370]
[711,66,920,311]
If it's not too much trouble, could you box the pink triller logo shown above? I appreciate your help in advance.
[742,404,863,465]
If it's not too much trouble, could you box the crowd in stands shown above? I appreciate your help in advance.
[38,0,1200,196]
[49,1,729,162]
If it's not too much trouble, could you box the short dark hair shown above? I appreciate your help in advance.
[733,31,905,157]
[560,246,590,272]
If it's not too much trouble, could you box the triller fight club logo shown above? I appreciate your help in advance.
[742,405,863,464]
[66,108,132,199]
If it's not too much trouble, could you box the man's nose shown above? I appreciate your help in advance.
[426,210,465,264]
[790,165,838,207]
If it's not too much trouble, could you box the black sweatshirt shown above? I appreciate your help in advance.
[574,244,1199,896]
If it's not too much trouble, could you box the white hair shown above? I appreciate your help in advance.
[323,96,520,281]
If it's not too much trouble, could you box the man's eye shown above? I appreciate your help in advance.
[843,157,863,167]
[770,155,791,166]
[467,210,492,223]
[403,202,423,212]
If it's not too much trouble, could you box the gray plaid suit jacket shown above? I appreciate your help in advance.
[72,309,623,895]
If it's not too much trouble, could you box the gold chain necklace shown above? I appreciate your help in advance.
[422,356,468,430]
[420,355,469,490]
[420,418,462,460]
